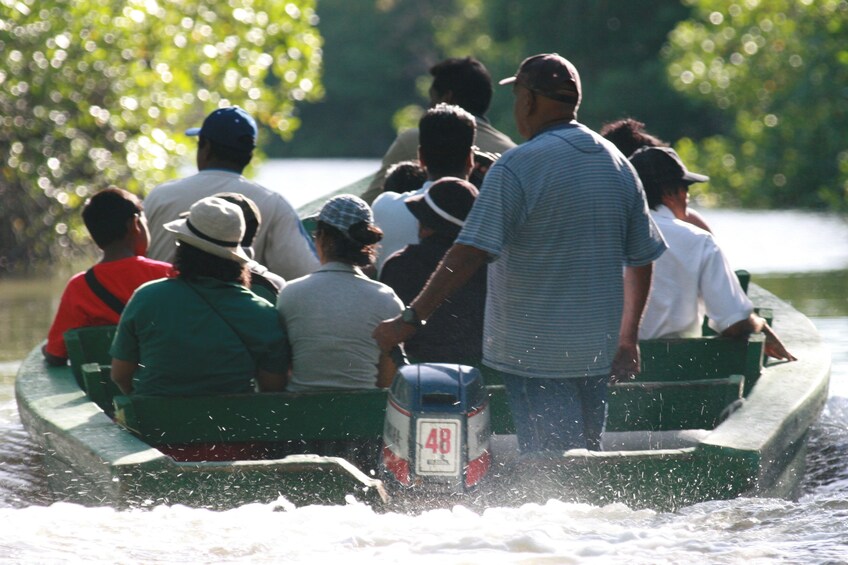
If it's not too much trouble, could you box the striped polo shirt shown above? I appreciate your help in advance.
[457,122,666,379]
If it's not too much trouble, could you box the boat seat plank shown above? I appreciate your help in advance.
[488,376,744,435]
[113,389,389,446]
[638,334,763,393]
[607,375,745,432]
[64,325,117,389]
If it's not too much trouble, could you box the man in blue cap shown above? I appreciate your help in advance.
[145,106,319,281]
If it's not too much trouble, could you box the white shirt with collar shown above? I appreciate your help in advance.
[639,205,753,339]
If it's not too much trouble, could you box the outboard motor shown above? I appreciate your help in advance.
[382,363,491,493]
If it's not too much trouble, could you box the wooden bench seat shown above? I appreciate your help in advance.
[112,389,389,462]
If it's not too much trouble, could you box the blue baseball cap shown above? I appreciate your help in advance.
[185,106,258,153]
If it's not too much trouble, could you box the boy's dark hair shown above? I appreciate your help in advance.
[383,160,428,193]
[419,103,476,178]
[599,118,667,158]
[82,188,143,248]
[175,242,250,287]
[315,220,381,267]
[430,57,493,117]
[214,192,261,246]
[199,136,252,171]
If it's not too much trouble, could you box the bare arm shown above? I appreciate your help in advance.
[610,263,653,383]
[376,350,398,388]
[373,243,489,351]
[111,358,137,394]
[722,314,797,361]
[256,369,287,392]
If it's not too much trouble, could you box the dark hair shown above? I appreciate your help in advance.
[81,188,143,248]
[383,160,428,193]
[599,118,667,158]
[175,243,250,286]
[430,57,493,117]
[316,220,382,267]
[641,180,681,211]
[214,192,261,246]
[199,136,252,171]
[419,103,476,178]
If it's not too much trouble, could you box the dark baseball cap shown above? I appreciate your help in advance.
[186,106,257,153]
[499,53,581,106]
[630,146,709,188]
[405,177,478,237]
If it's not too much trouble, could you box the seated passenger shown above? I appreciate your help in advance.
[601,118,712,233]
[629,147,795,360]
[43,188,173,366]
[213,192,286,303]
[277,195,404,391]
[380,178,485,365]
[372,103,477,274]
[383,160,428,194]
[110,196,288,395]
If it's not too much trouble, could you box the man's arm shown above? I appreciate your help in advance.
[376,350,398,388]
[373,243,489,351]
[610,263,653,383]
[256,369,287,392]
[111,358,137,394]
[722,314,797,361]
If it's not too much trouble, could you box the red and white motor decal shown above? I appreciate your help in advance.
[464,401,491,487]
[383,397,412,485]
[414,418,461,477]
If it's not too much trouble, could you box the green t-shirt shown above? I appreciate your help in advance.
[111,277,289,396]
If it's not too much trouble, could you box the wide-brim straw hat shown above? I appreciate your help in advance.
[164,196,251,264]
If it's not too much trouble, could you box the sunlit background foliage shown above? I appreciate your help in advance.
[667,0,848,209]
[0,0,322,273]
[1,0,847,276]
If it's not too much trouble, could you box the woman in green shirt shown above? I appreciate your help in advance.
[111,196,289,396]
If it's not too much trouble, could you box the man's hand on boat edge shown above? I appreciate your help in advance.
[609,340,641,384]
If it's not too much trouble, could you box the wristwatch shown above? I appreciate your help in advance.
[401,306,426,328]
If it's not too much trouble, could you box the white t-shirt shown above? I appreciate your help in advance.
[371,180,431,274]
[639,205,753,339]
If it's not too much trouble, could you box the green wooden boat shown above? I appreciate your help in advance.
[14,174,831,510]
[14,278,829,511]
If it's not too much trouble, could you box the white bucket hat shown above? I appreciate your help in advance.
[164,196,251,264]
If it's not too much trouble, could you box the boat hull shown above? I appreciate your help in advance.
[15,284,829,510]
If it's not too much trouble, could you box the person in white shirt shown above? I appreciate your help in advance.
[371,103,476,274]
[629,146,795,361]
[144,106,319,281]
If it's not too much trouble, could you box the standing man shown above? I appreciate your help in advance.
[145,106,319,281]
[362,57,516,204]
[374,54,667,453]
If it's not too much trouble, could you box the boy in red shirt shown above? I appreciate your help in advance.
[43,188,173,366]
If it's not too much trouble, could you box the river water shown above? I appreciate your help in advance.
[1,159,847,564]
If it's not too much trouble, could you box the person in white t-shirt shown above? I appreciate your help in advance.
[371,103,476,274]
[629,146,795,361]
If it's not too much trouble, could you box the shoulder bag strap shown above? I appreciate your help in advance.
[85,267,125,315]
[181,279,257,363]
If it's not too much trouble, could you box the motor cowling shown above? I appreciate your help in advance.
[382,363,491,494]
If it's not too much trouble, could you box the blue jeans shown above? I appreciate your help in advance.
[501,372,608,453]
